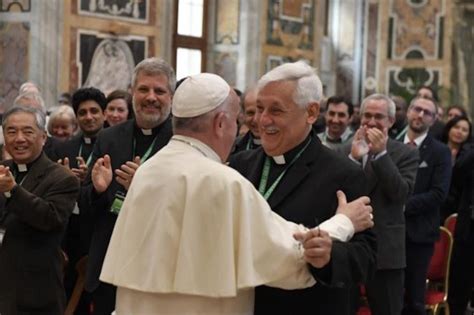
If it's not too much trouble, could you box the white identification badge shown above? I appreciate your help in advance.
[72,202,80,215]
[0,227,6,246]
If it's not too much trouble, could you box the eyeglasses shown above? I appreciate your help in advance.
[410,105,436,118]
[362,112,387,121]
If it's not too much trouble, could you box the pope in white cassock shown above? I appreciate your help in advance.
[100,73,373,314]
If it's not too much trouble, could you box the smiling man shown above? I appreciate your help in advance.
[0,106,79,315]
[401,97,451,315]
[55,86,106,309]
[317,96,354,150]
[233,86,262,153]
[230,61,376,315]
[342,94,419,315]
[80,57,175,314]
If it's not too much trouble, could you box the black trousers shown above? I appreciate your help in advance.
[89,282,116,315]
[366,268,404,315]
[402,241,434,315]
[448,229,474,315]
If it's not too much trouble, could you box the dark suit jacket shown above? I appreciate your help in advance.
[441,147,474,241]
[341,139,419,269]
[230,136,376,315]
[55,133,98,295]
[55,133,96,169]
[405,134,451,244]
[44,136,60,161]
[82,118,172,291]
[0,153,79,315]
[231,131,260,154]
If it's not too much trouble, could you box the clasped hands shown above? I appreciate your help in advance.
[294,190,373,268]
[58,157,89,182]
[91,155,141,193]
[351,126,388,160]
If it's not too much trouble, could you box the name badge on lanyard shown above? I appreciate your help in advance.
[0,227,6,246]
[110,191,126,215]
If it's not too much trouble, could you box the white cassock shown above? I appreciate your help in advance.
[100,135,354,315]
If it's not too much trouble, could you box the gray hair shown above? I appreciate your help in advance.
[19,81,41,94]
[13,91,47,114]
[2,106,47,131]
[172,93,233,133]
[257,61,323,108]
[131,57,176,93]
[47,105,77,135]
[360,93,396,118]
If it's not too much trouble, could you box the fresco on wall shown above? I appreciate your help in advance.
[388,0,444,59]
[0,0,30,12]
[215,0,239,44]
[214,52,238,87]
[76,30,147,95]
[78,0,148,23]
[335,1,358,99]
[265,55,311,72]
[387,67,440,100]
[0,22,29,112]
[266,0,314,50]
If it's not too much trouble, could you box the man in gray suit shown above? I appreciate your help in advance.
[342,94,419,315]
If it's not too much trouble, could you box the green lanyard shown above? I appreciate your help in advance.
[395,125,408,141]
[245,138,252,150]
[78,144,93,167]
[133,136,158,163]
[258,138,311,200]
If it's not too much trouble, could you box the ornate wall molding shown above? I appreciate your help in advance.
[0,0,30,12]
[388,0,445,60]
[78,0,149,24]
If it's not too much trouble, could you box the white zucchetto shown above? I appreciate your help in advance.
[172,73,230,118]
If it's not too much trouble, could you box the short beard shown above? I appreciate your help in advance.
[133,97,170,129]
[409,121,429,134]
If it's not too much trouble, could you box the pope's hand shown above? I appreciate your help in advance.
[294,228,332,268]
[92,155,112,193]
[335,190,374,232]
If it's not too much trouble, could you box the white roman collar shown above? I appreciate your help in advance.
[17,164,28,172]
[272,155,286,165]
[141,128,153,136]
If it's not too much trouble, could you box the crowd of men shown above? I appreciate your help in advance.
[0,57,472,315]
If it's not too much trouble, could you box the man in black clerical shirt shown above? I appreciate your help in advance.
[0,106,79,315]
[81,58,175,314]
[230,61,376,315]
[233,86,261,153]
[55,86,107,311]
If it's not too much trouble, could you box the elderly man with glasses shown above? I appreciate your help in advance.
[341,93,420,315]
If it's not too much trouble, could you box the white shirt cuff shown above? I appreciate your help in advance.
[319,213,355,242]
